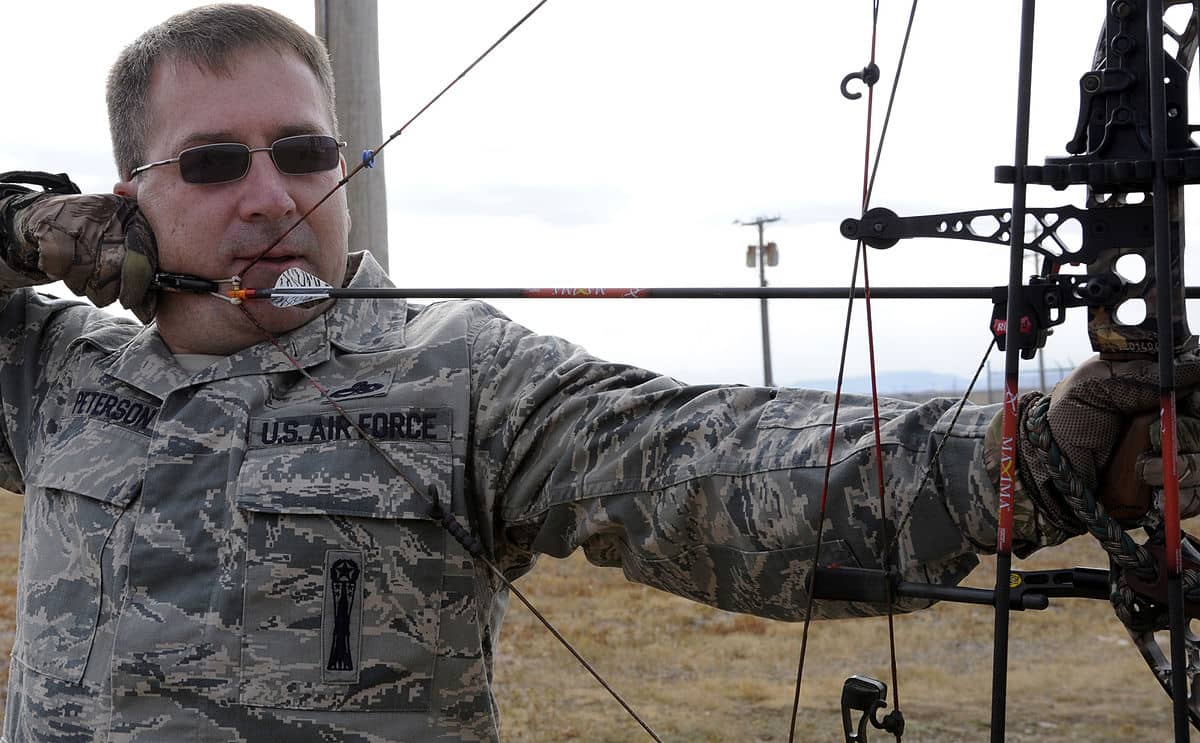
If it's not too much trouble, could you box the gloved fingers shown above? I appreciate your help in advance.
[1177,388,1200,418]
[16,194,125,300]
[1137,461,1200,520]
[1185,488,1200,520]
[116,204,158,322]
[1139,415,1200,488]
[11,194,158,318]
[1147,414,1200,453]
[1136,452,1200,489]
[119,255,156,322]
[1051,353,1200,418]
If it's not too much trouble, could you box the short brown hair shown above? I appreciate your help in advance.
[106,4,338,179]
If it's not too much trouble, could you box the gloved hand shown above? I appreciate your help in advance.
[1132,390,1200,522]
[1010,353,1200,538]
[2,189,158,322]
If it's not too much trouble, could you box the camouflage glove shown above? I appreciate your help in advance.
[2,185,158,322]
[999,354,1200,542]
[1135,392,1200,522]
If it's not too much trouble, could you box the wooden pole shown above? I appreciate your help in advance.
[315,0,389,271]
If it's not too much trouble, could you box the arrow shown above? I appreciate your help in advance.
[223,268,1200,306]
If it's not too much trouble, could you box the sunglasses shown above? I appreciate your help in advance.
[129,134,347,185]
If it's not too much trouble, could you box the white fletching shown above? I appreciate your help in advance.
[271,268,333,307]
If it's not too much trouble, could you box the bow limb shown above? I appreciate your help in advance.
[991,4,1038,741]
[1041,3,1200,737]
[1137,1,1189,736]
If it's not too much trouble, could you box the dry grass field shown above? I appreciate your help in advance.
[492,529,1190,742]
[0,492,1185,741]
[0,494,18,700]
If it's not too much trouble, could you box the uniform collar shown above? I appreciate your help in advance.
[101,252,405,398]
[326,252,408,353]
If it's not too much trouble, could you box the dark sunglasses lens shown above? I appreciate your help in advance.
[178,144,251,184]
[272,135,341,175]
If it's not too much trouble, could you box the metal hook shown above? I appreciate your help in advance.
[840,62,881,100]
[841,675,905,742]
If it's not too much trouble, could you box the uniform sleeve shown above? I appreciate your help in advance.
[0,289,118,491]
[0,188,72,487]
[467,315,1015,621]
[0,187,57,290]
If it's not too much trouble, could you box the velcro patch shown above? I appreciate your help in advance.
[325,371,394,402]
[322,550,363,684]
[71,389,160,436]
[251,407,452,447]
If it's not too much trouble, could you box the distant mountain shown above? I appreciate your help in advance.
[791,368,1071,396]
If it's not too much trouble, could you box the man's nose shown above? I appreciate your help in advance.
[236,149,297,222]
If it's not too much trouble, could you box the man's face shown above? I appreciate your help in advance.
[116,47,350,354]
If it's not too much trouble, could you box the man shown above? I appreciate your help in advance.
[0,5,1193,742]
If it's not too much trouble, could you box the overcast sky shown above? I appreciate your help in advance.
[3,1,1185,388]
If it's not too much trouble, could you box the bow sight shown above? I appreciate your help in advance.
[832,1,1200,741]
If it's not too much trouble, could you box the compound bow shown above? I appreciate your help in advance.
[816,1,1200,741]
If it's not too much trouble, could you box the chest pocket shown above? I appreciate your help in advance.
[17,425,145,683]
[235,437,459,712]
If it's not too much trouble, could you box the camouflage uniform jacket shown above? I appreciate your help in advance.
[0,253,1012,742]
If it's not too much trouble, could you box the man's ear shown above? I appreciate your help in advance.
[113,178,138,198]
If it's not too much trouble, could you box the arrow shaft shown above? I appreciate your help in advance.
[238,285,1018,301]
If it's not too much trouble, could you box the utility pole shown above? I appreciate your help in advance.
[316,0,389,271]
[736,216,781,386]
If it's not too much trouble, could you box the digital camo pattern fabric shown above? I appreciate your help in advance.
[0,253,1013,741]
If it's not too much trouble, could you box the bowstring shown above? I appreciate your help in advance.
[789,2,921,741]
[783,4,1016,737]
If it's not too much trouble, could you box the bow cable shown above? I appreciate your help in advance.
[789,2,919,741]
